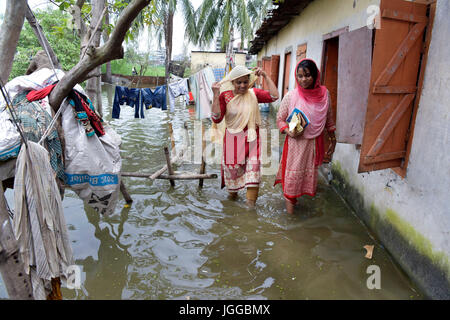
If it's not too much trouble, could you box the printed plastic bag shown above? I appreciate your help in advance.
[61,97,122,217]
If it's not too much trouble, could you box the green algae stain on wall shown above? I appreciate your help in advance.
[331,160,449,272]
[384,208,450,278]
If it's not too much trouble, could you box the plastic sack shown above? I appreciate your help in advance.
[0,109,21,161]
[61,98,122,216]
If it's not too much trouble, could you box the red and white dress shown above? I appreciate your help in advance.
[274,90,336,201]
[212,88,276,191]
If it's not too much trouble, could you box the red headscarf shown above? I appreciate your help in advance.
[295,58,328,104]
[291,58,329,140]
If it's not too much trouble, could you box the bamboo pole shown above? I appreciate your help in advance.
[168,121,176,157]
[164,147,175,187]
[120,180,133,204]
[0,184,34,300]
[164,147,175,184]
[149,151,182,180]
[183,121,190,162]
[159,173,216,180]
[121,172,217,180]
[199,122,206,188]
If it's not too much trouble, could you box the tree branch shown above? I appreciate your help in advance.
[0,0,27,83]
[49,0,151,110]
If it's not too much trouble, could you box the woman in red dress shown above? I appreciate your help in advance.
[275,59,336,214]
[211,65,279,208]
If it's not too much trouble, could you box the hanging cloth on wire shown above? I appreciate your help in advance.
[67,90,105,136]
[26,82,105,137]
[168,78,190,112]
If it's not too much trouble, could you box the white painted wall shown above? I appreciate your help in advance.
[257,0,450,288]
[335,0,450,271]
[190,51,247,73]
[258,0,380,101]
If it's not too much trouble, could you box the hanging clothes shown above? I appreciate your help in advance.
[189,73,198,106]
[112,86,143,119]
[213,67,226,82]
[151,85,167,110]
[141,88,155,109]
[26,82,106,137]
[134,89,145,119]
[168,78,190,112]
[67,90,105,136]
[196,70,214,119]
[12,92,65,182]
[14,140,74,300]
[189,67,216,120]
[203,67,216,89]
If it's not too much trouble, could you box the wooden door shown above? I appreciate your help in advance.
[358,0,430,173]
[321,37,339,163]
[283,52,291,98]
[262,57,271,90]
[270,55,280,88]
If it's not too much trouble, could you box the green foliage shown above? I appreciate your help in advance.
[193,0,273,51]
[9,8,81,81]
[102,59,165,77]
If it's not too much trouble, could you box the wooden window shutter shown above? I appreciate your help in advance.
[337,27,373,144]
[358,0,430,174]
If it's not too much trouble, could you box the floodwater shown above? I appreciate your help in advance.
[0,84,423,300]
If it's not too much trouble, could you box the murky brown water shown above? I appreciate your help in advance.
[0,84,422,300]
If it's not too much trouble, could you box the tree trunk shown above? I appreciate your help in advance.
[164,8,174,110]
[0,185,34,300]
[25,5,61,70]
[0,0,27,83]
[103,10,112,84]
[85,0,105,116]
[48,0,151,111]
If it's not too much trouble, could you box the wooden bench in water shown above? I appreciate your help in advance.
[119,121,216,203]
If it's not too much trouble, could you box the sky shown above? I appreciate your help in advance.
[0,0,213,57]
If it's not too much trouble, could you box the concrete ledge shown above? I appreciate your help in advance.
[329,164,450,300]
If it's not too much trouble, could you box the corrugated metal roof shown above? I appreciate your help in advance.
[249,0,314,55]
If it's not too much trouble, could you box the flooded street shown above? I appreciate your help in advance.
[1,84,422,300]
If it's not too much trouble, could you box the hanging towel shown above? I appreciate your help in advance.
[196,70,213,119]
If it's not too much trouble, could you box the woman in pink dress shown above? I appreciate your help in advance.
[211,66,279,208]
[274,59,336,214]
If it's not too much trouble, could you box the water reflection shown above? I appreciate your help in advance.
[63,203,132,300]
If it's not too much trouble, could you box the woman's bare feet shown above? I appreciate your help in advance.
[285,199,295,214]
[228,192,238,200]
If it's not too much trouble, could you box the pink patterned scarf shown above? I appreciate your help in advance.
[290,59,329,139]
